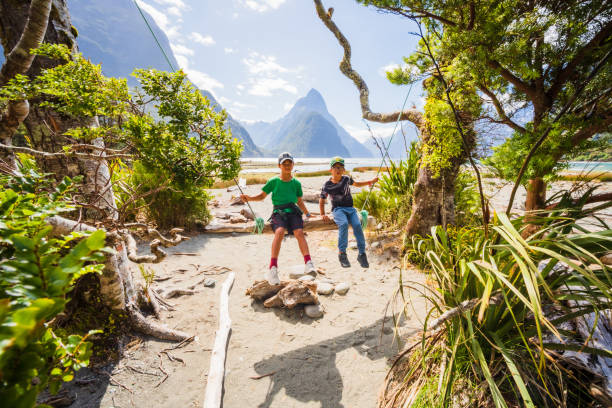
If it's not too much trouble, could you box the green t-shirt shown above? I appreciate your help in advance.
[262,176,303,206]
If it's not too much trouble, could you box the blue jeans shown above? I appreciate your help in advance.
[333,206,366,254]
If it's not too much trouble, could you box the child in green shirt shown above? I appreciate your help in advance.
[240,152,316,284]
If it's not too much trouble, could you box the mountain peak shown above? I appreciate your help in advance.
[294,88,327,113]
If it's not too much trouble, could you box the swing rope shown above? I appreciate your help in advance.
[358,82,414,229]
[233,178,265,234]
[132,0,265,234]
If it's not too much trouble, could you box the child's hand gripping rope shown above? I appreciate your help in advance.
[235,178,265,234]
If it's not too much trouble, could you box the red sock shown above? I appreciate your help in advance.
[304,254,311,263]
[270,258,278,268]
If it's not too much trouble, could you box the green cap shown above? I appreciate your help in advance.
[330,156,345,167]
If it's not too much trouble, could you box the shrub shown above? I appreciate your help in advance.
[131,161,212,229]
[0,171,108,407]
[393,209,612,407]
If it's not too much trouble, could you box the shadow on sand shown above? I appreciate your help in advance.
[252,316,416,408]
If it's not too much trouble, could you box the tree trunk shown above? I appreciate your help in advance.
[522,177,547,237]
[525,177,546,212]
[406,164,458,237]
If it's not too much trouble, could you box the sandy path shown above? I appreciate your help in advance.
[76,230,426,408]
[66,175,609,408]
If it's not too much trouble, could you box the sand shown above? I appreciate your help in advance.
[63,174,610,408]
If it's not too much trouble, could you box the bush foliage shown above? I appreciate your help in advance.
[0,171,108,407]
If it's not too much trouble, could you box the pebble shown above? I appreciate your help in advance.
[317,277,334,284]
[376,223,383,230]
[298,275,315,282]
[304,304,324,318]
[335,282,350,295]
[204,278,216,287]
[349,243,358,250]
[371,241,381,249]
[317,282,334,295]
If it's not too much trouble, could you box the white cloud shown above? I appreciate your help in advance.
[242,0,286,12]
[167,6,181,16]
[190,32,215,46]
[185,68,224,92]
[248,78,297,96]
[343,124,399,143]
[151,0,186,9]
[243,52,289,75]
[170,43,194,56]
[224,47,237,54]
[236,84,245,91]
[283,102,293,111]
[135,0,182,40]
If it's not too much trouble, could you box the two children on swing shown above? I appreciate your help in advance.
[240,152,377,284]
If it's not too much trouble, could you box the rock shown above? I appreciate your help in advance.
[298,275,315,282]
[317,278,334,284]
[304,304,324,318]
[302,190,320,203]
[250,280,318,309]
[371,241,381,249]
[203,278,216,287]
[230,214,248,223]
[376,222,383,230]
[240,208,255,220]
[317,282,334,295]
[349,242,358,250]
[229,196,244,206]
[335,282,350,295]
[245,280,284,301]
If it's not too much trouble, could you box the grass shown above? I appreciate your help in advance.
[353,166,390,172]
[556,171,612,182]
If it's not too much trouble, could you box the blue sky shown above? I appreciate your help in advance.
[134,0,423,143]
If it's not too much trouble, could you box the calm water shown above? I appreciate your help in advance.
[241,158,612,174]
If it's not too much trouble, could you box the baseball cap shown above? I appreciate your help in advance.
[278,152,294,164]
[330,156,345,167]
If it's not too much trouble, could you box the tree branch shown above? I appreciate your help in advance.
[505,47,612,214]
[486,59,540,103]
[0,0,53,86]
[547,20,612,102]
[313,0,424,127]
[545,193,612,211]
[0,142,132,160]
[382,5,458,28]
[478,84,527,133]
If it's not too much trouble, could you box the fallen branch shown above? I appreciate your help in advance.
[203,272,236,408]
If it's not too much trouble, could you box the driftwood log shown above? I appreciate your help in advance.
[204,214,375,234]
[203,272,235,408]
[246,280,318,308]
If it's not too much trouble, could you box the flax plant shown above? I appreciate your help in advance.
[385,204,612,407]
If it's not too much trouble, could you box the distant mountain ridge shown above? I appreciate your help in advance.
[66,0,262,156]
[243,89,373,158]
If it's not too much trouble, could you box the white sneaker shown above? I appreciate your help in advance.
[265,266,280,285]
[304,260,317,276]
